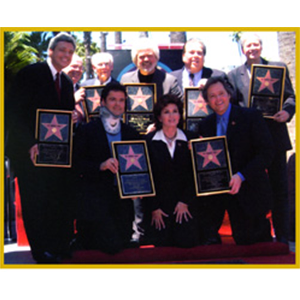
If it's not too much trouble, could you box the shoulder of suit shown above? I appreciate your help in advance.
[120,70,137,81]
[170,68,183,75]
[81,78,96,86]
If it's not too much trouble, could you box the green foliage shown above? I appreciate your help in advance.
[4,31,39,95]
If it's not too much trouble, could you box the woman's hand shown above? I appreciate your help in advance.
[151,209,169,231]
[100,158,119,174]
[174,202,192,224]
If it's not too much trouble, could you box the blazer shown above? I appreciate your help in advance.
[198,105,274,215]
[120,68,183,101]
[145,130,197,213]
[171,66,228,92]
[228,58,295,152]
[6,62,75,171]
[73,118,140,220]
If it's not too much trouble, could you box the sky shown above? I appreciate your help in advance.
[73,30,280,72]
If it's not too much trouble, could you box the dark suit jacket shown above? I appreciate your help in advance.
[7,62,75,170]
[198,105,274,215]
[145,130,197,213]
[80,76,118,87]
[120,67,183,101]
[73,118,140,220]
[227,58,295,152]
[171,66,228,92]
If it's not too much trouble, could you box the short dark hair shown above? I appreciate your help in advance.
[183,38,206,56]
[154,94,183,130]
[202,76,234,102]
[101,82,127,102]
[48,32,76,51]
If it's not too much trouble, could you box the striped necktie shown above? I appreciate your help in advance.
[189,73,194,87]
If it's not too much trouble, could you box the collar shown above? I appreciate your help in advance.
[94,76,112,86]
[152,128,187,143]
[216,103,232,122]
[183,67,203,86]
[47,58,60,79]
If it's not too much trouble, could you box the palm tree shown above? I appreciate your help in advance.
[170,32,186,43]
[84,31,93,79]
[4,31,38,97]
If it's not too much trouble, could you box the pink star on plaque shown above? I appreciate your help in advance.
[120,146,143,170]
[42,115,67,140]
[198,143,222,168]
[129,87,151,110]
[256,70,279,93]
[87,90,101,112]
[189,93,209,115]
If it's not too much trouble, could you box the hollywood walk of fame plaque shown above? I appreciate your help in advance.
[190,136,232,196]
[83,85,104,122]
[35,109,73,167]
[249,65,286,118]
[184,88,213,132]
[123,83,156,133]
[112,140,156,199]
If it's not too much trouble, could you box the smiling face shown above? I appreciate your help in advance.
[242,36,262,64]
[182,41,205,74]
[93,58,113,84]
[48,41,75,72]
[136,49,158,75]
[102,90,126,116]
[63,56,83,84]
[159,103,181,129]
[206,82,231,116]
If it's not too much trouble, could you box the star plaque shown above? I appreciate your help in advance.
[112,140,156,199]
[35,109,73,167]
[184,88,213,133]
[83,85,105,122]
[190,136,232,196]
[249,65,286,118]
[123,83,157,134]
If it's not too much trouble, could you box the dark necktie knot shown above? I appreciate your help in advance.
[189,73,194,87]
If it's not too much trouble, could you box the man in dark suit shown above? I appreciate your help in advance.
[6,32,77,263]
[171,38,227,92]
[120,37,182,101]
[73,82,140,254]
[197,76,274,245]
[227,33,295,244]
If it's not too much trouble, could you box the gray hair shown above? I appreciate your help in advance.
[183,38,206,56]
[91,52,114,66]
[131,37,160,65]
[47,32,76,51]
[240,33,263,49]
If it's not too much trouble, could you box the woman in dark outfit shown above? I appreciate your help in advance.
[144,94,199,247]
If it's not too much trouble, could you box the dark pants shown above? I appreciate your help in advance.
[197,194,272,245]
[268,151,289,243]
[76,189,134,254]
[17,162,75,260]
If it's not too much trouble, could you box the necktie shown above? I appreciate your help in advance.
[189,73,194,87]
[55,72,61,100]
[219,116,227,136]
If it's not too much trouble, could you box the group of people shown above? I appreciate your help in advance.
[5,31,295,263]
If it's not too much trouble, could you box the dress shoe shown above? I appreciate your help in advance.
[33,251,62,264]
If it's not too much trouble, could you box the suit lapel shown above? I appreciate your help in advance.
[227,106,240,144]
[239,63,250,88]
